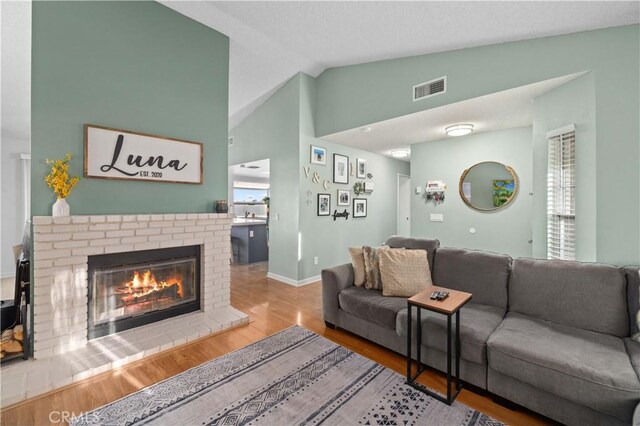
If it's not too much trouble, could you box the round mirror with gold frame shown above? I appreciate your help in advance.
[459,161,519,211]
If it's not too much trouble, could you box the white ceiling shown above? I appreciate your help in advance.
[323,73,583,161]
[161,1,639,130]
[230,158,270,180]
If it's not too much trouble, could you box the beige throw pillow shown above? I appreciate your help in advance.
[349,247,366,287]
[380,249,432,297]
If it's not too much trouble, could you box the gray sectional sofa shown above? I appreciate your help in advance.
[321,236,640,425]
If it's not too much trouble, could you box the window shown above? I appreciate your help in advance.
[547,126,576,260]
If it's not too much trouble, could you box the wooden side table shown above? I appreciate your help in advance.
[406,286,472,405]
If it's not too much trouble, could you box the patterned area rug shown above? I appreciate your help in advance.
[73,326,502,425]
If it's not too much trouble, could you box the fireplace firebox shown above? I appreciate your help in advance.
[87,245,201,339]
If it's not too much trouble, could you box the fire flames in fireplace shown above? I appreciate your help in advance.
[114,270,184,305]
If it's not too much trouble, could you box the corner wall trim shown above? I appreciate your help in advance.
[266,272,321,287]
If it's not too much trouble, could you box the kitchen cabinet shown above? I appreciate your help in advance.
[230,221,268,264]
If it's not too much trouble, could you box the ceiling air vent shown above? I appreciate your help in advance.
[228,136,234,146]
[412,76,446,102]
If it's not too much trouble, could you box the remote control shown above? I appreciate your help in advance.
[430,291,439,300]
[436,291,449,301]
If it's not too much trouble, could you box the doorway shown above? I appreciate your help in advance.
[229,159,270,269]
[397,174,411,237]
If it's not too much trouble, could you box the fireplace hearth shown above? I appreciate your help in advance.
[88,245,201,339]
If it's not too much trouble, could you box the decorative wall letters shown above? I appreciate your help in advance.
[332,209,350,221]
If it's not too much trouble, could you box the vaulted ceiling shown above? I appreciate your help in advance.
[161,1,639,130]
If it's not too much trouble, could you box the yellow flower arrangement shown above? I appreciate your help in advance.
[44,153,80,199]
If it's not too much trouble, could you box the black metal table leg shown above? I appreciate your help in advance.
[456,310,461,391]
[406,304,412,382]
[416,305,422,372]
[447,313,452,403]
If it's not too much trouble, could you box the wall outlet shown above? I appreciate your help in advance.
[430,213,444,222]
[313,256,319,265]
[249,230,254,237]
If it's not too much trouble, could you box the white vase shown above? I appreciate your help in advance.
[52,197,70,217]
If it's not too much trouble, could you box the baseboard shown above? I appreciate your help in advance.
[298,274,321,286]
[266,272,321,287]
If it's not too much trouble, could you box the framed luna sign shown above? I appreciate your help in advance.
[84,124,203,184]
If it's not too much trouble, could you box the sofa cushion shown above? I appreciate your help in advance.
[338,286,405,330]
[396,302,504,365]
[432,247,511,310]
[510,258,629,337]
[488,312,640,422]
[385,236,439,273]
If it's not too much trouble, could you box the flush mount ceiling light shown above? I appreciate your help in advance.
[390,149,410,158]
[360,126,373,133]
[445,124,474,137]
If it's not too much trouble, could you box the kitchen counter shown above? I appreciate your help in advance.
[232,218,267,226]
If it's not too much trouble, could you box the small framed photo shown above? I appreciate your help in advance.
[317,193,331,216]
[333,154,349,184]
[356,158,367,179]
[310,145,327,165]
[337,189,350,206]
[353,198,367,218]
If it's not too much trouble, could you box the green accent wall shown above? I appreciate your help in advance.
[411,127,533,258]
[317,25,639,264]
[298,74,410,279]
[229,75,301,280]
[532,72,597,262]
[230,73,409,281]
[31,1,229,216]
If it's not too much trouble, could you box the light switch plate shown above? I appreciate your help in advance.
[430,213,444,222]
[249,230,254,237]
[415,186,422,194]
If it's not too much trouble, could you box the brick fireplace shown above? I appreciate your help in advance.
[0,213,248,406]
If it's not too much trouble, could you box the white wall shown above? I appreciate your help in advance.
[1,137,29,276]
[1,1,32,277]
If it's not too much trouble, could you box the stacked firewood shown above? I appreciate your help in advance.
[1,325,23,359]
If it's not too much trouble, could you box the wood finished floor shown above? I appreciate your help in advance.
[1,262,550,425]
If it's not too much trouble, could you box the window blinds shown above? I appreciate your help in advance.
[547,129,576,260]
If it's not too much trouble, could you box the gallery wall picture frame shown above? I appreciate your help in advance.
[337,189,351,206]
[353,198,367,218]
[310,145,327,165]
[356,158,367,179]
[317,193,331,216]
[333,154,349,184]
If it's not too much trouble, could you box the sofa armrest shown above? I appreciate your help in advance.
[625,339,640,425]
[321,263,354,326]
